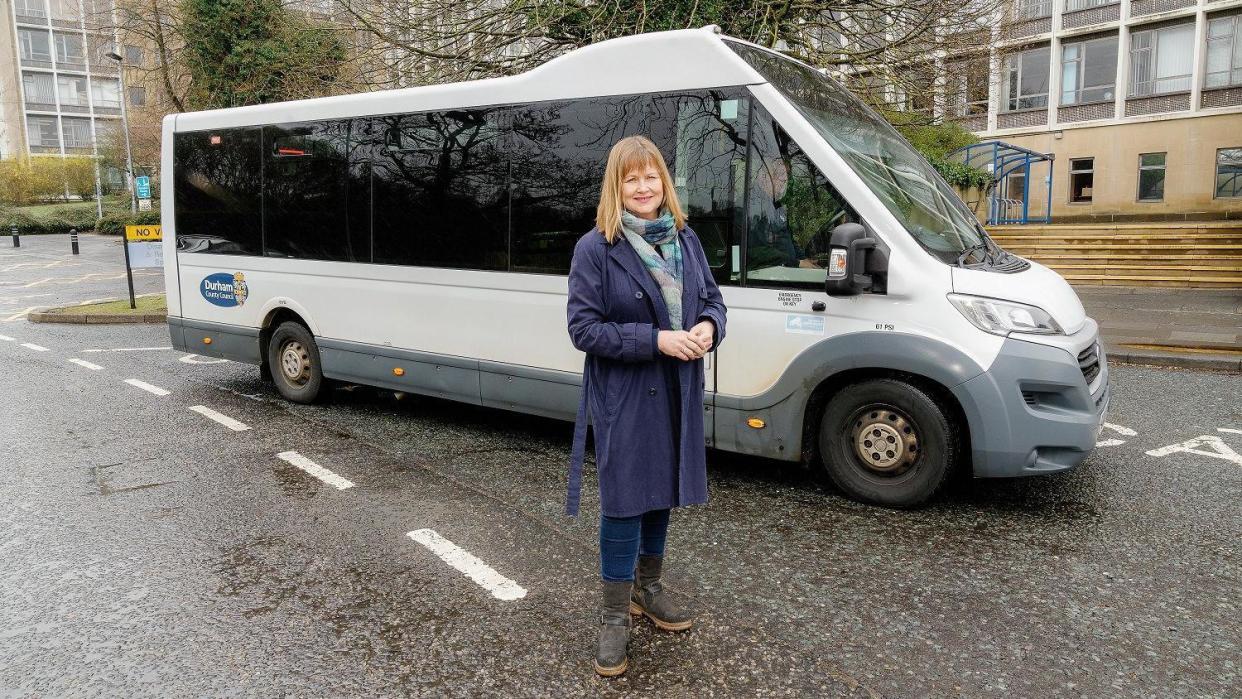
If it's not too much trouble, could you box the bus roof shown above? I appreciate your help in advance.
[172,26,766,132]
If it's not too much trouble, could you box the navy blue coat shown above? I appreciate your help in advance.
[565,225,727,518]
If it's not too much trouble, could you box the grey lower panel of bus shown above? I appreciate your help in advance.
[168,316,261,363]
[711,331,1105,479]
[952,336,1108,478]
[166,318,1104,479]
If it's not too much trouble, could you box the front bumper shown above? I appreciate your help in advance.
[952,320,1109,478]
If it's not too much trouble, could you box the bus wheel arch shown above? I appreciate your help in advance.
[800,368,972,506]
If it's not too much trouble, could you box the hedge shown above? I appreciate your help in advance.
[0,203,160,235]
[96,210,162,236]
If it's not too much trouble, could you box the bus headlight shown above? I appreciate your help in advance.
[948,294,1064,336]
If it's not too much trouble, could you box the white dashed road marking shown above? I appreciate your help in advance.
[124,378,171,396]
[0,334,14,341]
[407,529,527,601]
[179,354,229,365]
[68,358,103,371]
[1219,428,1242,435]
[82,346,172,353]
[188,405,250,432]
[1103,423,1138,437]
[276,451,355,490]
[20,342,49,352]
[1096,439,1126,448]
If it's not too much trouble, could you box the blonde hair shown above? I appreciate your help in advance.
[595,136,687,243]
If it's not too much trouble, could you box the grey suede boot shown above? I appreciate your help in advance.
[595,580,633,677]
[629,555,693,631]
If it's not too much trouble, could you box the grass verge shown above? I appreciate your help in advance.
[44,294,167,316]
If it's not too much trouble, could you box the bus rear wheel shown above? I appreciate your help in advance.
[268,321,324,404]
[817,379,956,507]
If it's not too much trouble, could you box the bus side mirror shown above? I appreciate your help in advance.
[825,223,877,296]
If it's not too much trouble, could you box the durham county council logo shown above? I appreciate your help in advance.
[201,272,248,307]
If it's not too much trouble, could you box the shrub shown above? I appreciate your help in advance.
[96,210,161,236]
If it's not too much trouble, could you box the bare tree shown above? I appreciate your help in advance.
[329,0,1011,123]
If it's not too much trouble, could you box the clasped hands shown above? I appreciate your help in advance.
[657,320,715,361]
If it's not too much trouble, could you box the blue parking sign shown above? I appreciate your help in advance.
[135,175,150,199]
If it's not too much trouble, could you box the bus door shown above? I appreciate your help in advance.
[712,102,858,401]
[648,88,752,401]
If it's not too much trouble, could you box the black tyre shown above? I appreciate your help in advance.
[267,321,324,404]
[817,379,956,507]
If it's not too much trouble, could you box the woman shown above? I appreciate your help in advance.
[565,135,727,677]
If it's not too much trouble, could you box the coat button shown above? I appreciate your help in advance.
[648,387,656,395]
[635,291,643,299]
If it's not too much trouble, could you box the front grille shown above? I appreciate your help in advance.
[1078,344,1100,385]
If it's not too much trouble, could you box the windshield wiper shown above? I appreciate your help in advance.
[956,241,991,267]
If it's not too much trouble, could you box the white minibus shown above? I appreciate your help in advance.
[161,26,1109,506]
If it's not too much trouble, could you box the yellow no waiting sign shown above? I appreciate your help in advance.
[125,224,163,241]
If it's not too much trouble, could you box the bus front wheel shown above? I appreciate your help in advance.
[267,321,324,404]
[817,379,956,507]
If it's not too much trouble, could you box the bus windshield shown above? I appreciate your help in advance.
[725,41,989,264]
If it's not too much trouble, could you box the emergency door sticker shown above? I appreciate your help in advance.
[785,314,825,335]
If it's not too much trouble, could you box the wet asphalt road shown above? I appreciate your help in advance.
[1,236,1240,697]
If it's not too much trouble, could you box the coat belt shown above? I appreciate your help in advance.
[566,363,590,517]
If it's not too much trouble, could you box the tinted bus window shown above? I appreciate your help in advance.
[173,127,262,255]
[263,121,361,261]
[510,96,648,274]
[360,109,508,270]
[648,90,749,284]
[746,103,856,289]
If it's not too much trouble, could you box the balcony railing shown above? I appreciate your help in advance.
[1065,0,1117,11]
[15,12,49,25]
[20,56,54,69]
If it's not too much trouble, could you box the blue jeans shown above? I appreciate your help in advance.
[599,509,670,583]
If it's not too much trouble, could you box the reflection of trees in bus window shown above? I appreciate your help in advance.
[263,120,363,262]
[510,96,647,274]
[648,90,748,280]
[359,109,508,270]
[745,104,855,289]
[173,127,263,255]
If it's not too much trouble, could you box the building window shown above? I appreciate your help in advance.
[947,59,989,116]
[124,45,144,66]
[1217,148,1242,198]
[1004,46,1051,111]
[1206,15,1242,89]
[18,29,52,62]
[92,79,121,108]
[53,32,86,65]
[16,0,48,18]
[26,116,59,147]
[22,72,55,105]
[128,86,146,106]
[1015,0,1052,20]
[56,75,88,106]
[1137,153,1165,202]
[1062,36,1118,105]
[1070,157,1094,203]
[61,117,92,148]
[1130,23,1194,97]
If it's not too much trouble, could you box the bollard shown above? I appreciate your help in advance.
[10,224,18,248]
[70,228,79,255]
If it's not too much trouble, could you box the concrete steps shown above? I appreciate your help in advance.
[988,223,1242,288]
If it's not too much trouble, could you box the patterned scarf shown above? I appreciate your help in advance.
[621,208,683,331]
